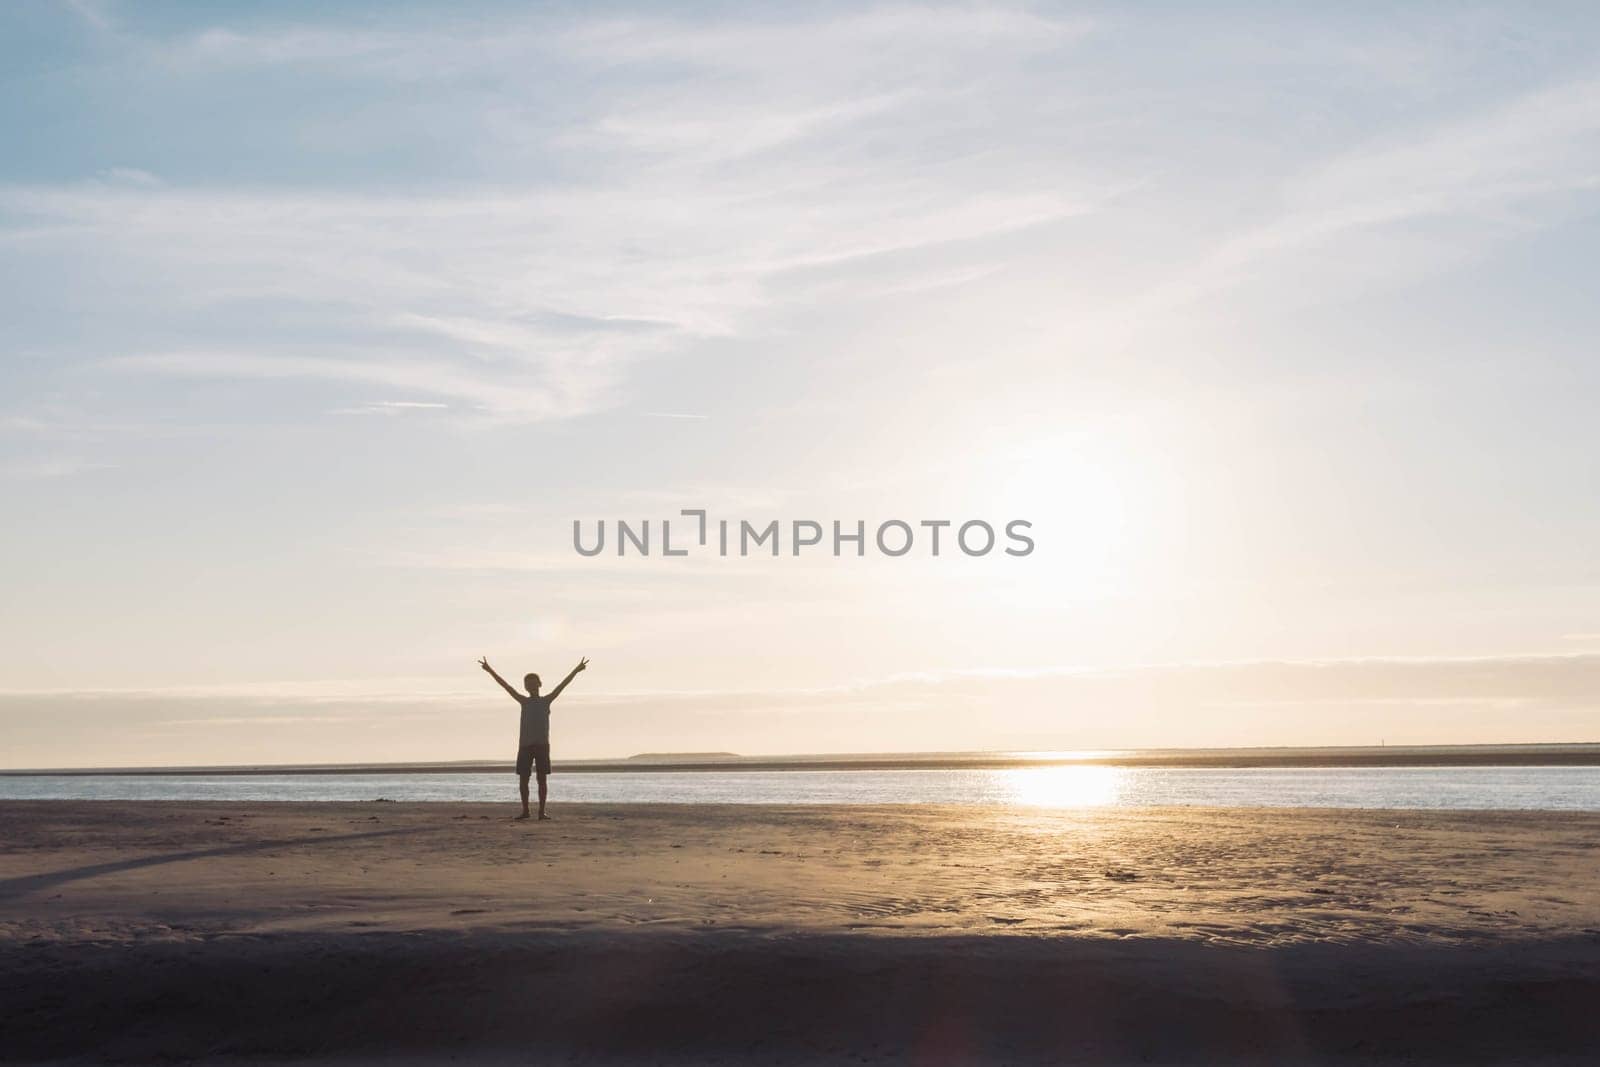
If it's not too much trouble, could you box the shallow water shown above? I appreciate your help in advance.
[4,765,1600,810]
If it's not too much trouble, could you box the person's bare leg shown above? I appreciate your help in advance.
[517,774,531,819]
[537,772,550,820]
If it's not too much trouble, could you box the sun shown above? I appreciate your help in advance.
[974,430,1147,597]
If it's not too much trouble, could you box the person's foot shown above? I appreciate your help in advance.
[538,812,552,821]
[514,812,531,820]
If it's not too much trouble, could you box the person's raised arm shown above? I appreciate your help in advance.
[478,657,523,701]
[548,656,589,702]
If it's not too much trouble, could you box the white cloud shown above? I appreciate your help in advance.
[0,456,118,480]
[1124,76,1600,325]
[111,350,559,419]
[59,0,114,32]
[100,166,162,187]
[5,171,1094,422]
[1,5,1110,424]
[327,400,451,416]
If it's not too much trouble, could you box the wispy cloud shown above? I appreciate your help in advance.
[100,166,162,187]
[59,0,113,32]
[327,400,450,416]
[1124,76,1600,325]
[110,350,559,419]
[16,8,1586,433]
[0,456,118,480]
[1,6,1107,426]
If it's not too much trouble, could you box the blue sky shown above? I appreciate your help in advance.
[3,2,1600,766]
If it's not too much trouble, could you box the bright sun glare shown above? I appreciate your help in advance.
[1002,764,1125,808]
[975,432,1151,598]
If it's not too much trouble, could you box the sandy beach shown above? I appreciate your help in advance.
[4,801,1600,1063]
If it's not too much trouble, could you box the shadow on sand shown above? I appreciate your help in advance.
[0,827,430,900]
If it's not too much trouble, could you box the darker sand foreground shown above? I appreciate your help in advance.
[3,801,1600,1063]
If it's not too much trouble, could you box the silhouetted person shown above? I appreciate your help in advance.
[479,655,588,820]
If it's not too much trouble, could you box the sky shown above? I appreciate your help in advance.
[3,1,1600,767]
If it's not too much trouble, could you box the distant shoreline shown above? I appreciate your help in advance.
[5,742,1600,776]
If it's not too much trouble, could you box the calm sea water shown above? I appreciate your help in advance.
[3,766,1600,810]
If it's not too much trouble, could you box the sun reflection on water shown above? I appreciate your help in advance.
[1001,764,1125,807]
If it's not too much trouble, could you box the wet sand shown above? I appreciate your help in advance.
[4,801,1600,1063]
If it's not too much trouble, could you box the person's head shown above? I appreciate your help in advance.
[524,673,541,693]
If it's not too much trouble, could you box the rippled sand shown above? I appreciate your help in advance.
[4,801,1600,1063]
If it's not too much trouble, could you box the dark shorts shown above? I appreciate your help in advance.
[516,743,552,778]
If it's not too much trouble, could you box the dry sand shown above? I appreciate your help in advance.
[4,801,1600,1063]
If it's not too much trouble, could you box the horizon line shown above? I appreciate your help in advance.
[6,740,1600,777]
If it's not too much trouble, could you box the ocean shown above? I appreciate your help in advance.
[4,764,1600,810]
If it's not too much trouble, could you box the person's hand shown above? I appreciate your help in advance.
[575,656,589,673]
[478,657,491,673]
